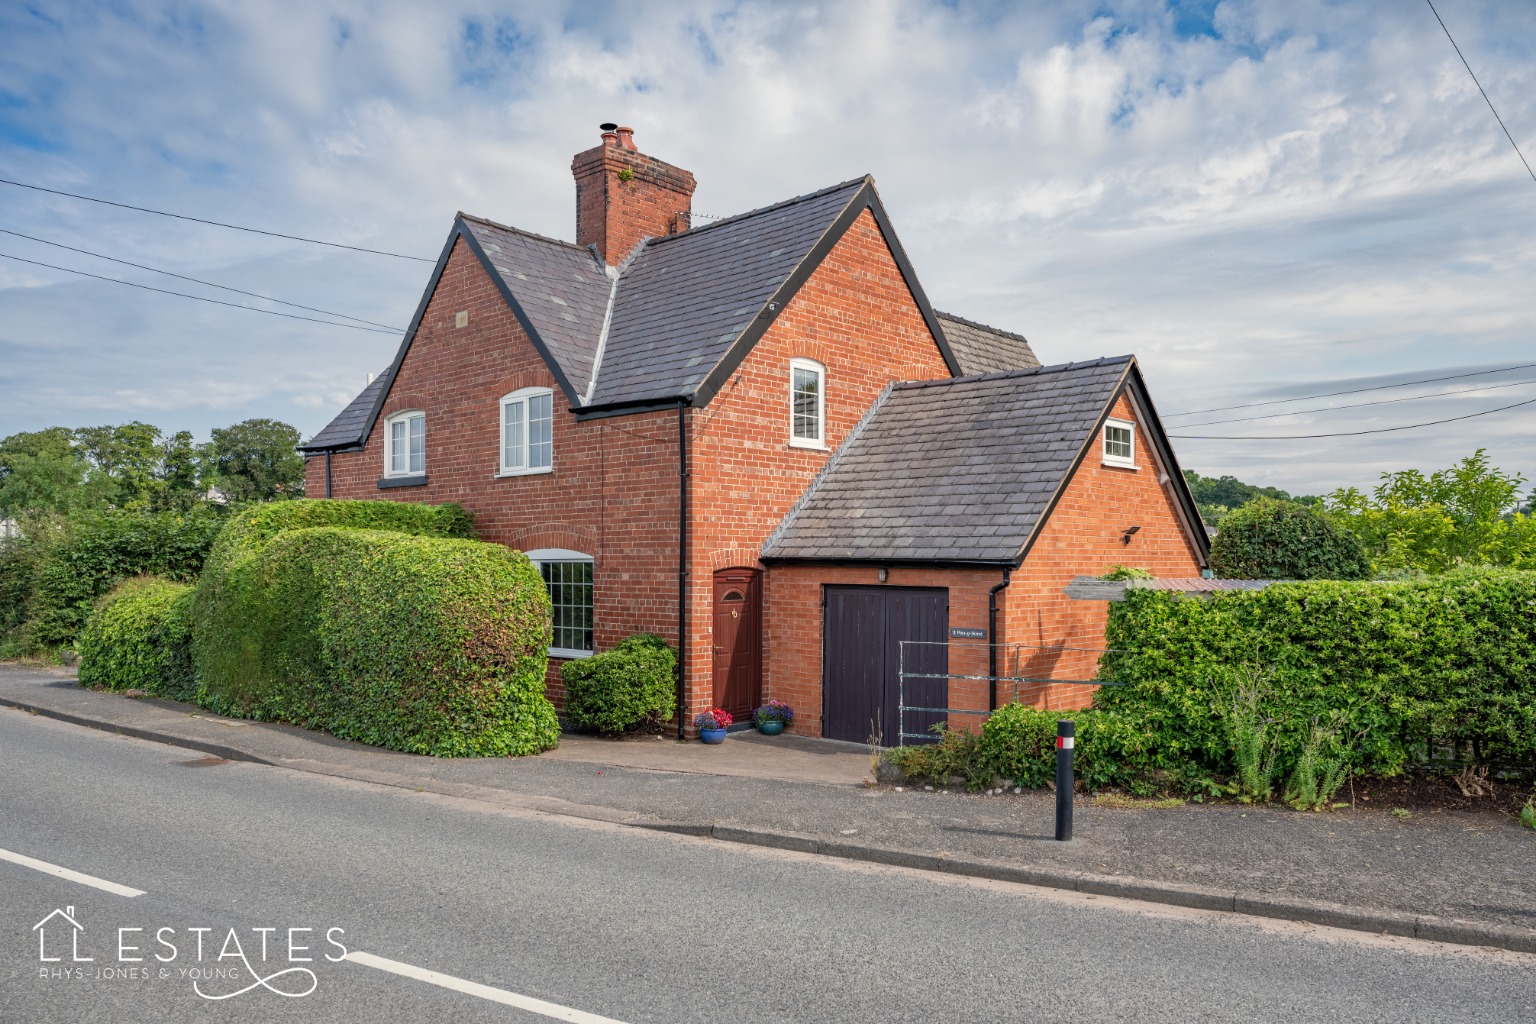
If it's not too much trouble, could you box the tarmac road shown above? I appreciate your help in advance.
[2,707,1532,1024]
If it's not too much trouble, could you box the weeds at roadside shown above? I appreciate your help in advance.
[1521,798,1535,832]
[1221,671,1280,804]
[1284,725,1349,811]
[1094,793,1184,810]
[1391,807,1414,820]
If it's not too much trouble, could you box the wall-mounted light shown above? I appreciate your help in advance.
[1121,526,1141,545]
[877,568,889,583]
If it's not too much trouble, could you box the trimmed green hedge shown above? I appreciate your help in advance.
[562,634,677,735]
[77,576,195,700]
[192,499,558,757]
[1097,569,1536,777]
[1209,497,1370,580]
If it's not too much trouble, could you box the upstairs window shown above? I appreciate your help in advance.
[501,387,554,475]
[527,549,593,658]
[789,358,825,448]
[1103,418,1136,469]
[384,411,425,477]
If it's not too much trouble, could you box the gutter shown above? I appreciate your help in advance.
[324,451,333,499]
[987,567,1012,711]
[676,399,690,741]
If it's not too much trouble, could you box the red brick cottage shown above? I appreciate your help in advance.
[301,126,1209,742]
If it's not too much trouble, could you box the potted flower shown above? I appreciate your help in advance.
[752,700,794,736]
[694,708,732,743]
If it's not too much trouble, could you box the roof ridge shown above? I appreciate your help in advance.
[647,176,870,246]
[934,309,1032,345]
[458,212,588,253]
[891,355,1134,390]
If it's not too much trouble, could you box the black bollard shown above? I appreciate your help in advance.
[1055,719,1075,841]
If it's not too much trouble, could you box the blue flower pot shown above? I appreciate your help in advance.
[700,728,728,744]
[757,720,785,736]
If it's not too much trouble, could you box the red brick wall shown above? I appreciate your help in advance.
[572,140,696,265]
[683,207,953,729]
[305,237,684,707]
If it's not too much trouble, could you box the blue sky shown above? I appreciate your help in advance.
[0,0,1533,494]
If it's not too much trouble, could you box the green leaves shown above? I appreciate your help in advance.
[1209,498,1371,580]
[77,577,195,698]
[561,641,678,736]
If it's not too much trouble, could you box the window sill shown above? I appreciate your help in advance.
[378,475,428,489]
[787,439,829,452]
[549,648,593,660]
[1101,460,1138,471]
[494,466,553,479]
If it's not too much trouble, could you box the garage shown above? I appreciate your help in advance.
[822,586,949,744]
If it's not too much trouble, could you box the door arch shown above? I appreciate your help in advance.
[712,568,762,721]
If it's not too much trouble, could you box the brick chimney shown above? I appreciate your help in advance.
[572,124,696,265]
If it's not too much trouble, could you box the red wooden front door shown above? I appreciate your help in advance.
[712,568,762,721]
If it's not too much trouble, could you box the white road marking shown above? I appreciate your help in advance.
[0,847,145,897]
[345,951,629,1023]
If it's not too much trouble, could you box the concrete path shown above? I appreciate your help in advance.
[3,665,1533,954]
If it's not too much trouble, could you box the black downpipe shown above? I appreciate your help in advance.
[676,400,689,741]
[987,567,1012,710]
[324,451,333,498]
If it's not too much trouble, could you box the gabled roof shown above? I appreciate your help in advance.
[761,357,1209,565]
[301,174,962,450]
[936,312,1040,375]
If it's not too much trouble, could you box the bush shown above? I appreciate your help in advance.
[1210,498,1370,580]
[192,500,558,757]
[562,637,678,736]
[77,577,195,698]
[1,506,226,655]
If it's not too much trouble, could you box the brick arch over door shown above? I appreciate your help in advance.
[705,548,764,573]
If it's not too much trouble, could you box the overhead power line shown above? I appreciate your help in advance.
[1426,0,1536,184]
[0,175,435,262]
[1173,374,1536,428]
[1165,360,1536,418]
[0,251,400,334]
[1170,393,1536,440]
[0,227,404,332]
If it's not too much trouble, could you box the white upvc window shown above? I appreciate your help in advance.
[383,411,425,477]
[789,358,826,448]
[526,549,593,658]
[500,387,554,476]
[1103,417,1137,469]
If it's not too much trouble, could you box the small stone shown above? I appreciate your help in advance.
[1013,787,1021,794]
[923,785,934,792]
[894,787,903,793]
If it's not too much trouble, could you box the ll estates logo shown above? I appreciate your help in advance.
[33,905,346,1000]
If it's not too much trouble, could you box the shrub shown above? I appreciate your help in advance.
[562,637,678,736]
[192,500,558,757]
[77,577,195,698]
[1210,498,1370,580]
[752,700,794,727]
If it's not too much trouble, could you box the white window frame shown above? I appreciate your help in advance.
[788,357,826,449]
[382,410,426,478]
[1102,417,1137,469]
[527,548,594,659]
[499,387,554,477]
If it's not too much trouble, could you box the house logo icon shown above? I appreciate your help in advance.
[33,905,92,962]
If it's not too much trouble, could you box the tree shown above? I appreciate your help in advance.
[1209,498,1371,580]
[74,421,164,506]
[199,419,306,502]
[1323,450,1534,573]
[0,429,100,516]
[1182,469,1318,528]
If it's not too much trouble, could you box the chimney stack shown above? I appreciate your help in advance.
[572,123,696,265]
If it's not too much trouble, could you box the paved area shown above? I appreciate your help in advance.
[5,709,1534,1023]
[3,665,1533,946]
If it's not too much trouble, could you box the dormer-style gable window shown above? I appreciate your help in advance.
[789,358,825,449]
[500,387,554,476]
[1102,417,1136,469]
[383,411,425,477]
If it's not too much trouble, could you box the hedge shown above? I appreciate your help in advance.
[1096,569,1536,777]
[562,634,677,735]
[1208,497,1370,580]
[77,576,196,700]
[192,500,558,757]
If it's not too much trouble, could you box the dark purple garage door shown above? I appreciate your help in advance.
[822,586,948,745]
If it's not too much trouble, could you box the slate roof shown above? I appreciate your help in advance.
[936,312,1040,375]
[301,373,389,451]
[761,358,1135,564]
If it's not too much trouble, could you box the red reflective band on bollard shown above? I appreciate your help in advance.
[1055,736,1074,749]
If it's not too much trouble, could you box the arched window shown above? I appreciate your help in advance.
[501,387,554,475]
[526,549,593,657]
[382,410,425,477]
[788,358,826,448]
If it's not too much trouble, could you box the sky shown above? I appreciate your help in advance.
[0,0,1533,496]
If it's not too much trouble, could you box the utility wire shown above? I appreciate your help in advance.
[0,227,405,332]
[0,252,400,334]
[1170,393,1536,440]
[0,175,435,262]
[1173,374,1536,428]
[1164,360,1536,418]
[1426,0,1536,184]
